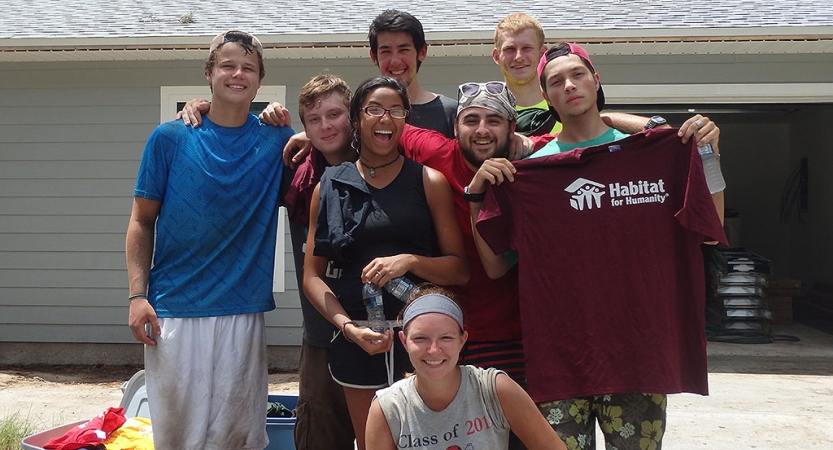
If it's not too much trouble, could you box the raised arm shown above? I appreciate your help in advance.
[466,158,518,279]
[679,114,725,226]
[601,112,650,134]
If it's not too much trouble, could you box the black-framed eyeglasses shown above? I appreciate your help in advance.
[362,105,409,119]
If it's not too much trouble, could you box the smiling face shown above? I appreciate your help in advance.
[205,42,262,107]
[455,106,514,169]
[541,53,601,120]
[370,31,426,87]
[400,312,467,380]
[493,28,547,87]
[302,93,352,160]
[356,86,408,157]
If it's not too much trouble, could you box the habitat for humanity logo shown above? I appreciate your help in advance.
[564,177,670,211]
[564,178,606,210]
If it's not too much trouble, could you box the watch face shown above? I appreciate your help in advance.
[646,116,666,130]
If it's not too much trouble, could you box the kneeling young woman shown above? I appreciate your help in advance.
[366,287,566,450]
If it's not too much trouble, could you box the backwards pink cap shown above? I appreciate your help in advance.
[536,42,605,113]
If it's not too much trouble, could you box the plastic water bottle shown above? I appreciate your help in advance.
[384,276,417,302]
[698,143,726,194]
[362,282,386,333]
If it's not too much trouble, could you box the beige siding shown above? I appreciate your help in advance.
[2,52,833,353]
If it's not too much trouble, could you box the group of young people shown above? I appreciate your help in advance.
[127,9,726,450]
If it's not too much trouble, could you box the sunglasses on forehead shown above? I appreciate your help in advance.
[457,81,508,100]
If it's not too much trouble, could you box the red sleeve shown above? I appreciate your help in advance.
[399,124,457,161]
[530,133,556,150]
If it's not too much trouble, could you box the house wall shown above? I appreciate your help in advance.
[1,51,831,366]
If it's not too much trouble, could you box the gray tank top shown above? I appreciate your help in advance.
[376,365,510,449]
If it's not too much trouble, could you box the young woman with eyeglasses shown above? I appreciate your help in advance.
[303,76,470,450]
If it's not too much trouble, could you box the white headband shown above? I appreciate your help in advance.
[402,294,464,330]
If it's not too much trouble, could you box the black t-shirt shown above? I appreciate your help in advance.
[407,94,457,139]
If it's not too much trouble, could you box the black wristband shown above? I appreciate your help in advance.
[463,186,485,203]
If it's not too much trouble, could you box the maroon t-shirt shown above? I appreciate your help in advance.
[476,128,727,402]
[400,126,521,343]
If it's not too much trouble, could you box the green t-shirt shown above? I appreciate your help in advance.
[529,127,630,159]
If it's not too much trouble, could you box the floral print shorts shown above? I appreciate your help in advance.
[538,392,667,450]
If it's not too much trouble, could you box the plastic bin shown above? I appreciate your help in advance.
[21,370,297,450]
[266,394,297,450]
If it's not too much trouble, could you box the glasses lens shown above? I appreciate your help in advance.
[365,106,384,117]
[485,82,505,95]
[390,109,407,119]
[460,83,481,97]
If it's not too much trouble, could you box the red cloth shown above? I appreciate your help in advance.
[476,128,727,403]
[285,147,328,226]
[44,407,127,450]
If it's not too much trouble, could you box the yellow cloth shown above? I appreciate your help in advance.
[103,417,154,450]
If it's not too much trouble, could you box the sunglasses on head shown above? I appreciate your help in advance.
[458,82,507,101]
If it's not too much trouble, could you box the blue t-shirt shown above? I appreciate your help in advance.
[531,127,630,159]
[135,115,294,318]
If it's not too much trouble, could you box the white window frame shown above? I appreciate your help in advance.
[159,86,290,296]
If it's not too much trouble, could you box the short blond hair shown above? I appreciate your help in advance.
[298,72,352,126]
[494,13,545,49]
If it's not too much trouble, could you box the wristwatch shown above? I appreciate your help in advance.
[644,115,667,130]
[463,186,486,203]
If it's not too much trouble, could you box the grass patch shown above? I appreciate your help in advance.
[0,411,41,450]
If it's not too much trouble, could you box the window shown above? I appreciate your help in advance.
[159,85,290,295]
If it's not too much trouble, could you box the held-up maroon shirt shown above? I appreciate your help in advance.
[476,128,727,403]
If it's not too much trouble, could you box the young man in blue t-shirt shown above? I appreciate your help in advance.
[126,30,294,450]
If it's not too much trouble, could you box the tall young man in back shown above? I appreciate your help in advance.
[369,9,458,138]
[493,13,649,136]
[126,31,294,450]
[492,13,559,135]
